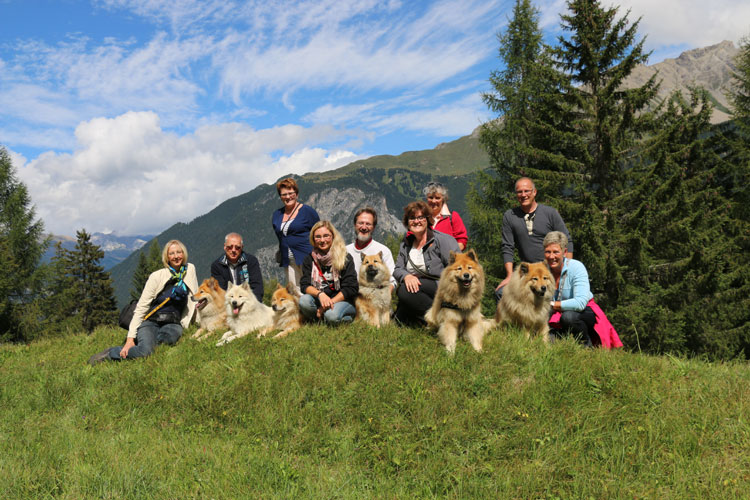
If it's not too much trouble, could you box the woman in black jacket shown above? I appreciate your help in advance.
[299,220,358,324]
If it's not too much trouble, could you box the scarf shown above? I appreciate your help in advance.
[168,265,188,300]
[310,251,340,292]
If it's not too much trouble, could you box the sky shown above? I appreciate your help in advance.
[1,0,748,237]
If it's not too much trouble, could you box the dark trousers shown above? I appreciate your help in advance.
[550,306,598,346]
[394,278,438,326]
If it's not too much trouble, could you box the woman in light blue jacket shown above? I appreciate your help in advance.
[543,231,597,346]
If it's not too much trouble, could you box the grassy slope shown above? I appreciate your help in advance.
[1,324,748,499]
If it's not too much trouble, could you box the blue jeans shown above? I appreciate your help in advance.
[299,294,356,325]
[108,320,183,360]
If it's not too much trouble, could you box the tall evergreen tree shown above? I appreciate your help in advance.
[130,239,161,301]
[55,230,118,333]
[0,146,47,340]
[471,0,569,283]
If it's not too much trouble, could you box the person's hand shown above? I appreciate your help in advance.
[496,276,511,290]
[318,293,334,311]
[404,274,421,293]
[120,338,136,359]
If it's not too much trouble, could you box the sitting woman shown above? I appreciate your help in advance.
[393,200,461,325]
[299,221,359,324]
[423,181,468,250]
[89,239,198,364]
[544,231,622,348]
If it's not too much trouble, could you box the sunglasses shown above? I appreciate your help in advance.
[225,245,242,251]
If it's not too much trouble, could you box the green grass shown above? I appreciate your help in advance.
[1,323,749,499]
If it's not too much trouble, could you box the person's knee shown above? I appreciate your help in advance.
[299,294,318,318]
[560,310,581,326]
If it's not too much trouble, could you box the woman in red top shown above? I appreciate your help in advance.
[423,182,467,250]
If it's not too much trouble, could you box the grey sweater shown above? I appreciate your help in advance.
[501,203,573,263]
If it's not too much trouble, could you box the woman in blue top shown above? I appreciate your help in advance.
[543,231,597,346]
[272,177,320,294]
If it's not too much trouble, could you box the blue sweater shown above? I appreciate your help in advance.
[272,204,320,267]
[554,258,593,312]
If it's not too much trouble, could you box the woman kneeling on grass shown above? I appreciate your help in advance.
[299,221,359,325]
[392,200,461,326]
[544,231,622,348]
[89,240,199,364]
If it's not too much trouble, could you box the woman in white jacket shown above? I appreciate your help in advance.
[89,239,198,364]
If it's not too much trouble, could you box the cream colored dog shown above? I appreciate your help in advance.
[216,282,274,346]
[355,252,392,327]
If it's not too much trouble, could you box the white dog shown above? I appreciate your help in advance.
[216,282,274,346]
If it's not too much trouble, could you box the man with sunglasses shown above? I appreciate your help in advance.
[495,177,573,300]
[211,232,264,302]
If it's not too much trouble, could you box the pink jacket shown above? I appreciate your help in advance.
[549,299,623,349]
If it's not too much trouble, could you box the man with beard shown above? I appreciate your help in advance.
[346,207,396,291]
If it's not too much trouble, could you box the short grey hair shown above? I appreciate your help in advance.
[423,181,448,200]
[224,232,243,246]
[515,177,536,191]
[543,231,568,251]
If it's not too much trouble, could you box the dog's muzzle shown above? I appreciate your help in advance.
[532,286,547,297]
[460,273,473,288]
[192,297,208,310]
[231,301,243,315]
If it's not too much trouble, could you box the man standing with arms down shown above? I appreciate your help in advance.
[495,177,573,298]
[346,207,396,291]
[211,232,264,302]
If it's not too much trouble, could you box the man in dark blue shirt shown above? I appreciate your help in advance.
[210,232,264,302]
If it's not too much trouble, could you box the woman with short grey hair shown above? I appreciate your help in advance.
[423,181,468,250]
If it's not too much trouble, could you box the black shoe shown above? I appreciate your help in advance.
[88,349,111,366]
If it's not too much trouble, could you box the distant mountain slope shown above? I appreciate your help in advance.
[623,40,738,123]
[109,131,488,306]
[43,233,153,270]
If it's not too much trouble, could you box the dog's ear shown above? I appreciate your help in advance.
[241,281,251,291]
[519,262,529,276]
[449,251,457,264]
[276,283,283,290]
[361,252,367,262]
[285,281,299,297]
[377,250,383,259]
[466,249,478,262]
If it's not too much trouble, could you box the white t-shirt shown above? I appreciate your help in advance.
[406,247,426,274]
[346,239,397,287]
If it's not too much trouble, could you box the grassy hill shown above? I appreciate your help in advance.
[2,323,748,499]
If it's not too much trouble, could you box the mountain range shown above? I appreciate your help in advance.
[43,233,153,270]
[107,41,740,306]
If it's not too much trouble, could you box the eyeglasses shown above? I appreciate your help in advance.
[356,221,374,227]
[279,192,296,198]
[408,215,427,222]
[314,234,333,240]
[225,245,242,251]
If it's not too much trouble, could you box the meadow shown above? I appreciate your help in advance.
[1,323,748,499]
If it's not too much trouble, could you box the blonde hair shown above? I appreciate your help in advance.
[309,220,347,271]
[162,239,188,268]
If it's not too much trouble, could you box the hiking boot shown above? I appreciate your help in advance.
[88,349,111,366]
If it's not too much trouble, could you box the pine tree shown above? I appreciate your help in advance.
[0,146,47,340]
[55,230,118,333]
[130,239,161,300]
[471,0,569,282]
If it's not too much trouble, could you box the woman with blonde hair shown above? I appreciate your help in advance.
[299,220,359,324]
[88,239,199,364]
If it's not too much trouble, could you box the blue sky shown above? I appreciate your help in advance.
[1,0,748,236]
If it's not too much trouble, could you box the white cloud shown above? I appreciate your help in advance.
[15,112,367,235]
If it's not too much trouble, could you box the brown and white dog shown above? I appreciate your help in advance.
[495,262,554,342]
[355,252,392,327]
[425,250,490,353]
[191,277,228,341]
[258,282,304,339]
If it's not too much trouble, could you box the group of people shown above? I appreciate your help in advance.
[89,175,611,365]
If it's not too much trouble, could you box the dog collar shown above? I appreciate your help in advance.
[440,301,468,311]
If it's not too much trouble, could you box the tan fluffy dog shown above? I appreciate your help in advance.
[495,262,554,342]
[425,250,489,353]
[258,282,304,339]
[355,252,392,327]
[191,278,228,340]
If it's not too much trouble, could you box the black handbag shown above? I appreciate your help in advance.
[118,300,138,330]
